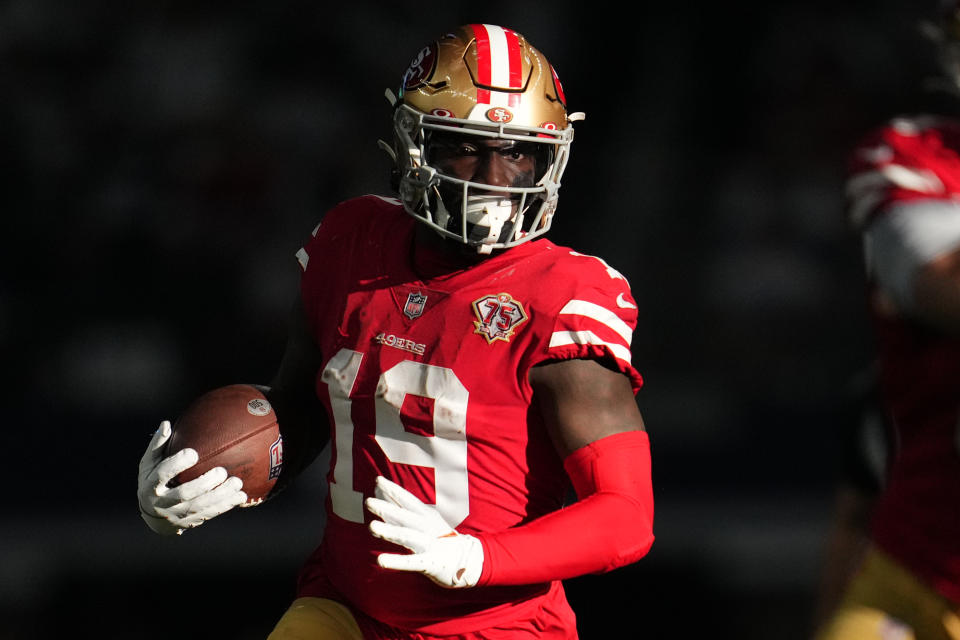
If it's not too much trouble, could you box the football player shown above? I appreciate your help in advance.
[137,24,655,639]
[815,3,960,638]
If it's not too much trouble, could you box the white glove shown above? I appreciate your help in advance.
[137,420,248,536]
[365,476,483,588]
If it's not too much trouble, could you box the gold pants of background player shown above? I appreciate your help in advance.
[817,546,960,640]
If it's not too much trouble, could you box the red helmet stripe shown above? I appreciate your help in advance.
[551,65,567,106]
[472,24,493,104]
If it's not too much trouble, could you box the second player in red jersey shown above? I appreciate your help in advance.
[847,116,960,603]
[816,6,960,637]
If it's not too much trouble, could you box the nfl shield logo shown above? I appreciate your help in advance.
[268,435,283,480]
[404,292,428,319]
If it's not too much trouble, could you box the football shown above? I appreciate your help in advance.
[165,384,283,505]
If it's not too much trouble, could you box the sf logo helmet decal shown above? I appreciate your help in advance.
[485,107,513,123]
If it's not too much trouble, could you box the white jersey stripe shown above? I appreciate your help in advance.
[847,165,943,197]
[549,330,632,364]
[559,300,633,345]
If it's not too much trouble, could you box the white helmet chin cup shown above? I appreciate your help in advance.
[466,197,515,235]
[464,197,521,253]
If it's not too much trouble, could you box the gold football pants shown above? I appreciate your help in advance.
[816,546,960,640]
[267,597,363,640]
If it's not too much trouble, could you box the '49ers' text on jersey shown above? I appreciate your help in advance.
[292,195,643,635]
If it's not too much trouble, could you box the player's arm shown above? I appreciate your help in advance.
[470,357,653,585]
[911,245,960,333]
[261,297,330,496]
[365,357,654,588]
[530,356,645,456]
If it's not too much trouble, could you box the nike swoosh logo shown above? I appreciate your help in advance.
[616,293,636,309]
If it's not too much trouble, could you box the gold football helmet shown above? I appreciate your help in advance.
[381,24,584,253]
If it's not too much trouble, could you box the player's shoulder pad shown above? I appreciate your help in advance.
[551,248,633,293]
[540,248,641,389]
[855,114,957,157]
[542,247,638,324]
[315,194,403,236]
[297,195,403,271]
[846,114,959,228]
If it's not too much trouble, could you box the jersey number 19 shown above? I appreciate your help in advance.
[322,348,470,528]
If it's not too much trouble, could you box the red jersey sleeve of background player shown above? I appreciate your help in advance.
[845,116,960,229]
[535,250,644,393]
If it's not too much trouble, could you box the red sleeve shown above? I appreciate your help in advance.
[535,251,644,393]
[474,430,654,585]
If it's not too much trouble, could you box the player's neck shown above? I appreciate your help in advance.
[411,225,489,280]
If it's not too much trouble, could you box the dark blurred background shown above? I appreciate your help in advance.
[1,0,946,637]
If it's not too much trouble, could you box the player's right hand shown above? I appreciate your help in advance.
[137,420,247,536]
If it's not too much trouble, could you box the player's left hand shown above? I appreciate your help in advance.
[366,476,483,588]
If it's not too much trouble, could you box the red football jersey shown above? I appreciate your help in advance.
[293,195,643,634]
[847,115,960,603]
